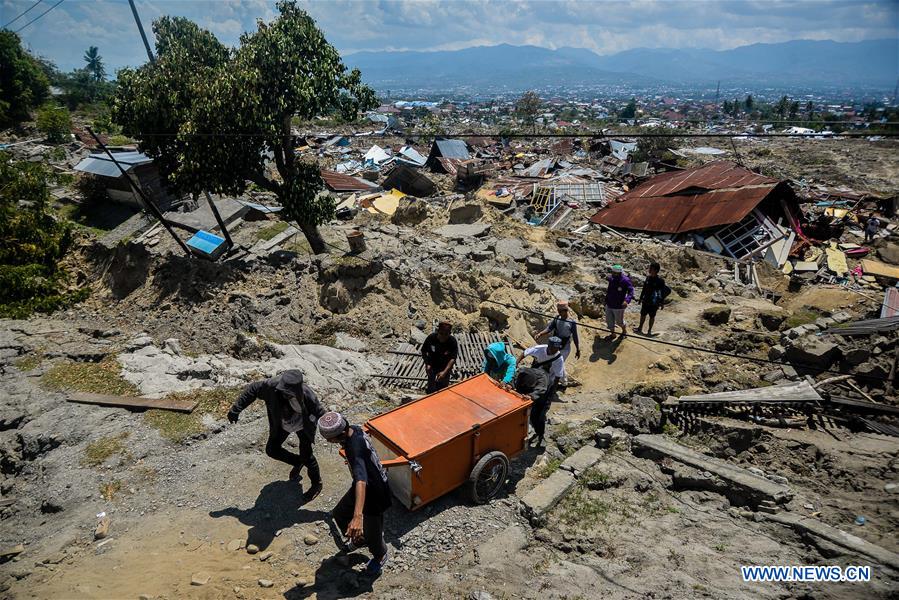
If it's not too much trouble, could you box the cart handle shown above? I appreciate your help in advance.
[338,448,409,469]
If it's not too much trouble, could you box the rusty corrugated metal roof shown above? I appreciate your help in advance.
[590,161,784,234]
[320,169,379,192]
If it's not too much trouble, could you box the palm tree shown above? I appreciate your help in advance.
[83,46,106,81]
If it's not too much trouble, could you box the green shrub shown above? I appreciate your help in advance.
[0,153,87,318]
[36,103,71,143]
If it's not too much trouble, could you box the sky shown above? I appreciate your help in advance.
[3,0,897,73]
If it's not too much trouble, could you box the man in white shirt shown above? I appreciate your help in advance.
[523,336,566,385]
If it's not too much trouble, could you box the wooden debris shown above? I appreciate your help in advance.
[68,392,199,413]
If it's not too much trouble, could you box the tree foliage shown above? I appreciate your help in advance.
[36,103,72,143]
[0,31,50,128]
[516,90,540,131]
[0,153,87,318]
[619,98,637,120]
[83,46,106,81]
[113,1,377,253]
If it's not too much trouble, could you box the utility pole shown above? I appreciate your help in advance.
[128,0,155,63]
[715,80,720,106]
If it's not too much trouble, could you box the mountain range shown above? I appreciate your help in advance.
[345,39,898,91]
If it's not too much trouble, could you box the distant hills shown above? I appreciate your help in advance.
[346,39,898,91]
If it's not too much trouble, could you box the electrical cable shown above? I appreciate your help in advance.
[2,0,41,29]
[13,0,62,33]
[310,235,892,383]
[124,130,898,139]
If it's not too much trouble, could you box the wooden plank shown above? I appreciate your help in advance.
[678,381,821,404]
[68,392,198,413]
[862,259,899,280]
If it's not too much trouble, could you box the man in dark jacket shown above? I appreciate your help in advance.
[513,366,553,446]
[227,370,326,503]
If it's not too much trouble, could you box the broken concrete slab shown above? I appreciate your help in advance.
[519,469,575,525]
[784,338,841,370]
[434,223,491,240]
[494,238,534,262]
[763,512,899,570]
[465,523,529,567]
[560,445,603,476]
[448,202,483,224]
[633,434,793,505]
[541,250,571,272]
[525,256,546,274]
[594,426,627,448]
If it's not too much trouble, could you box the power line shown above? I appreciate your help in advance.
[13,0,63,34]
[308,236,889,383]
[122,130,899,139]
[2,0,41,29]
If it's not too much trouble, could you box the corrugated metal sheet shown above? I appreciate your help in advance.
[434,139,470,160]
[823,315,899,336]
[882,287,899,318]
[73,151,153,178]
[590,161,783,233]
[320,169,379,192]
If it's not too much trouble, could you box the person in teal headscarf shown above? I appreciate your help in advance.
[482,342,516,384]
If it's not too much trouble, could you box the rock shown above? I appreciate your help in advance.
[94,515,110,540]
[434,223,491,240]
[469,248,494,262]
[594,426,627,448]
[191,573,211,586]
[303,534,319,546]
[334,333,367,352]
[519,470,576,525]
[258,551,273,561]
[525,256,546,274]
[391,197,429,226]
[163,338,183,355]
[560,446,604,476]
[541,250,571,272]
[448,202,483,224]
[830,311,852,324]
[495,239,534,262]
[126,335,153,351]
[246,544,259,554]
[710,293,727,304]
[843,348,871,366]
[876,242,899,265]
[855,362,888,382]
[702,306,731,325]
[758,311,787,331]
[885,483,898,494]
[470,592,495,600]
[258,579,274,588]
[40,499,63,514]
[768,345,786,361]
[784,339,840,370]
[762,369,784,383]
[768,474,789,485]
[226,539,244,552]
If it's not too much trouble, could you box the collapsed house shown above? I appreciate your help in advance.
[590,161,801,266]
[426,139,471,173]
[73,150,176,211]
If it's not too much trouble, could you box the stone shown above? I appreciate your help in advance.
[702,306,731,325]
[758,311,787,331]
[830,311,852,324]
[334,333,367,352]
[762,369,784,383]
[560,445,604,476]
[246,544,259,554]
[876,242,899,265]
[594,426,627,448]
[434,223,491,240]
[258,579,274,588]
[519,470,576,525]
[191,573,210,586]
[470,591,496,600]
[768,474,789,485]
[163,338,183,355]
[768,345,786,361]
[126,335,153,351]
[844,348,871,366]
[258,551,273,561]
[303,534,319,546]
[784,339,840,370]
[855,362,888,382]
[542,250,571,272]
[525,256,546,274]
[710,293,726,304]
[226,539,244,552]
[391,197,429,226]
[494,238,534,262]
[448,202,483,224]
[885,483,898,494]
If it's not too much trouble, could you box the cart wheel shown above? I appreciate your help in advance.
[465,451,510,504]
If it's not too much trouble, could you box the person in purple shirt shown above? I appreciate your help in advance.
[605,264,635,337]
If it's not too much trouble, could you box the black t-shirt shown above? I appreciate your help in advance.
[422,333,458,372]
[342,425,392,515]
[640,275,668,307]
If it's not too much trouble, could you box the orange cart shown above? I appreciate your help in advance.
[365,374,532,510]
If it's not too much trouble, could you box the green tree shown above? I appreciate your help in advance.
[83,46,106,81]
[0,153,86,318]
[744,94,754,112]
[113,1,376,253]
[619,98,637,120]
[805,100,814,118]
[0,31,50,128]
[515,90,540,132]
[723,99,732,115]
[789,101,800,119]
[36,103,72,143]
[56,68,116,109]
[776,95,790,118]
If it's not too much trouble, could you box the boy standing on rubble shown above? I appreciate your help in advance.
[637,262,670,336]
[318,412,391,576]
[422,321,458,393]
[605,265,634,337]
[227,369,325,503]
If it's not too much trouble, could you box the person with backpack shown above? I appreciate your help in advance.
[535,300,581,362]
[636,262,670,336]
[521,337,565,445]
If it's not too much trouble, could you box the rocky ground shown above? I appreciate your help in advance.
[1,138,899,599]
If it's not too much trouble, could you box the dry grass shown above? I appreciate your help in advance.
[255,220,289,241]
[99,480,123,501]
[41,359,139,396]
[82,432,130,467]
[144,386,243,443]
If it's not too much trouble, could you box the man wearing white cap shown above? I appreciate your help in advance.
[319,412,391,576]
